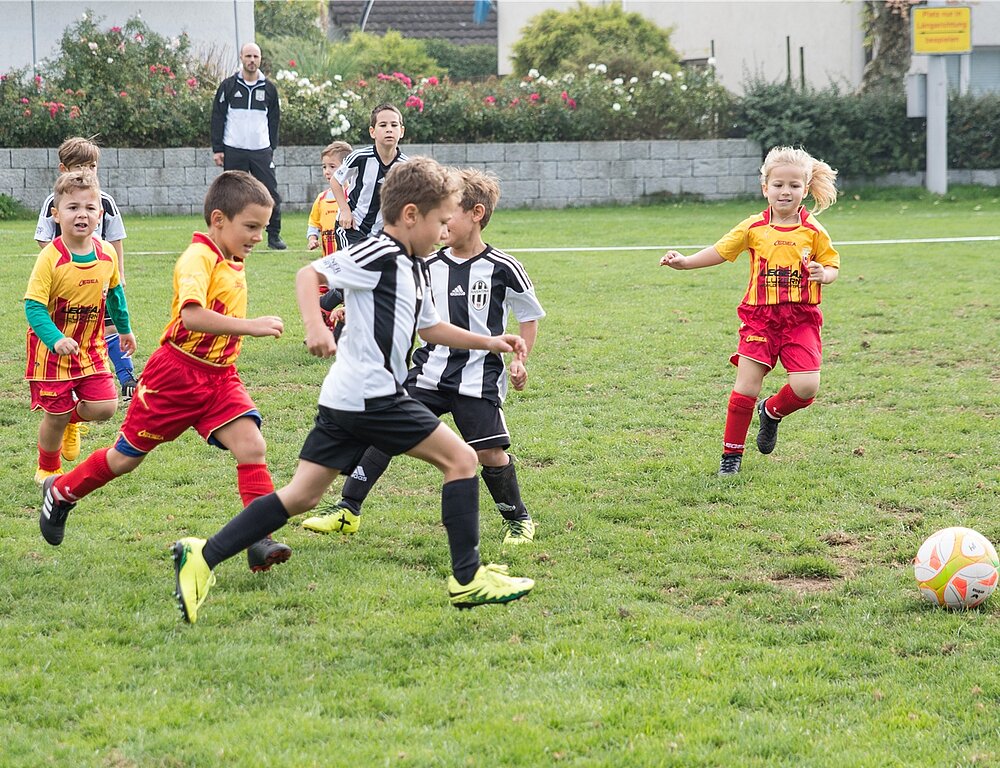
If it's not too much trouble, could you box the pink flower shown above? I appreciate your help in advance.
[23,109,31,117]
[69,106,81,119]
[484,95,497,105]
[34,75,42,85]
[509,98,520,106]
[110,26,121,33]
[404,94,424,112]
[149,65,157,73]
[567,98,577,109]
[20,97,29,104]
[427,76,439,86]
[561,91,568,101]
[529,92,540,102]
[393,71,412,87]
[119,91,128,98]
[377,73,393,82]
[134,33,144,42]
[186,77,198,88]
[358,79,367,87]
[288,60,296,68]
[66,88,75,95]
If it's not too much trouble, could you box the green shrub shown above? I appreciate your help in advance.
[0,193,32,220]
[423,39,497,80]
[510,1,680,78]
[254,0,325,42]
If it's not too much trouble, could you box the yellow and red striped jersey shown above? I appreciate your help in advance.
[160,233,247,366]
[24,237,120,381]
[715,207,839,306]
[307,189,341,256]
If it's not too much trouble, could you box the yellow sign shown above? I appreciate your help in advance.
[912,6,972,55]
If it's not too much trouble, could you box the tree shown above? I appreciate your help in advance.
[860,0,917,93]
[510,1,680,78]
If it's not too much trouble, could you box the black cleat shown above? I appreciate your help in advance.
[40,476,76,545]
[246,536,292,572]
[718,453,742,477]
[121,376,139,403]
[267,235,288,251]
[756,399,781,455]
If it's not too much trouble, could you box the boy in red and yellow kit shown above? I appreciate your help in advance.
[660,146,840,476]
[307,140,352,335]
[25,170,135,485]
[40,171,292,572]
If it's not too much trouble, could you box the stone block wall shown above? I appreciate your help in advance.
[2,139,997,217]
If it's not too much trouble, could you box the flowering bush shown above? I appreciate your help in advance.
[0,14,218,147]
[274,64,735,146]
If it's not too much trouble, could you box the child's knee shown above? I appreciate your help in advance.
[790,378,820,400]
[84,401,118,422]
[454,443,479,475]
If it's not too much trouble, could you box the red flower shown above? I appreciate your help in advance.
[510,98,520,106]
[149,65,157,73]
[427,76,439,86]
[119,91,128,98]
[561,91,568,101]
[567,98,577,109]
[484,95,497,105]
[404,94,424,112]
[288,60,296,68]
[529,92,540,102]
[110,26,121,33]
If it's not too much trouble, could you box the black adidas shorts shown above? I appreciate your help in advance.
[299,394,441,473]
[406,386,511,451]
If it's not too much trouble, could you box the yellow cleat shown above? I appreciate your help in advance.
[172,537,216,624]
[302,502,361,535]
[60,422,89,462]
[448,563,534,609]
[500,517,536,546]
[35,468,63,487]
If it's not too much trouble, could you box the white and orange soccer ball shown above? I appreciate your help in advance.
[914,527,999,609]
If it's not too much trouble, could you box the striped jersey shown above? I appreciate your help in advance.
[159,233,248,367]
[24,237,121,381]
[35,191,126,244]
[310,234,439,411]
[715,206,839,306]
[333,145,408,237]
[307,189,341,255]
[409,245,545,403]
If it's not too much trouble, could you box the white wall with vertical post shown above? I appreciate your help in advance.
[925,53,948,195]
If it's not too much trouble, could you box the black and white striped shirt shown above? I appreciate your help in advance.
[35,191,126,243]
[333,145,409,237]
[409,246,545,403]
[311,234,439,412]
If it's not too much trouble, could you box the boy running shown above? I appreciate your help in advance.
[172,157,535,623]
[25,170,135,485]
[305,168,545,546]
[39,171,292,573]
[35,137,140,406]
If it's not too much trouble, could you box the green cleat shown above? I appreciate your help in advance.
[448,563,534,610]
[302,501,361,535]
[172,537,216,624]
[500,517,536,546]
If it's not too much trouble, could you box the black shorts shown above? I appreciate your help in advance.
[407,385,511,451]
[298,394,441,473]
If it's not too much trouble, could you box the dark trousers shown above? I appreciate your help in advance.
[223,145,282,235]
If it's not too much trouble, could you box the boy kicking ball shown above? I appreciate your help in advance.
[173,157,534,623]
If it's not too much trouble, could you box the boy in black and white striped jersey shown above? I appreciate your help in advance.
[305,169,545,547]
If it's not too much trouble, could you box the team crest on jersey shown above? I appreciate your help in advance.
[469,279,490,311]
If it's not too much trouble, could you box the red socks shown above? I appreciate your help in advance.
[237,463,275,506]
[55,447,117,501]
[723,391,757,454]
[765,384,814,419]
[38,443,61,472]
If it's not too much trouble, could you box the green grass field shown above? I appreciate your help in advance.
[1,190,998,767]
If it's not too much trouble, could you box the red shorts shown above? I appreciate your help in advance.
[729,303,824,373]
[29,372,117,414]
[118,344,260,454]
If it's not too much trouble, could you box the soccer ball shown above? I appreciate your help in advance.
[914,527,999,609]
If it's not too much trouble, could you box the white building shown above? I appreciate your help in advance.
[497,0,1000,95]
[0,0,254,74]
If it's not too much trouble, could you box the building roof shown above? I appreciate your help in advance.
[329,1,497,46]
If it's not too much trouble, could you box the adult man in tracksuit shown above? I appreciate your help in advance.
[211,42,287,250]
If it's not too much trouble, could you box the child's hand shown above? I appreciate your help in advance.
[660,250,687,269]
[337,208,354,230]
[248,316,284,338]
[509,359,528,391]
[307,236,319,251]
[304,327,337,358]
[805,260,826,283]
[119,332,137,356]
[488,333,526,359]
[53,337,79,356]
[330,307,346,325]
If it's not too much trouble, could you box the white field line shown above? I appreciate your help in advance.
[114,234,1000,257]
